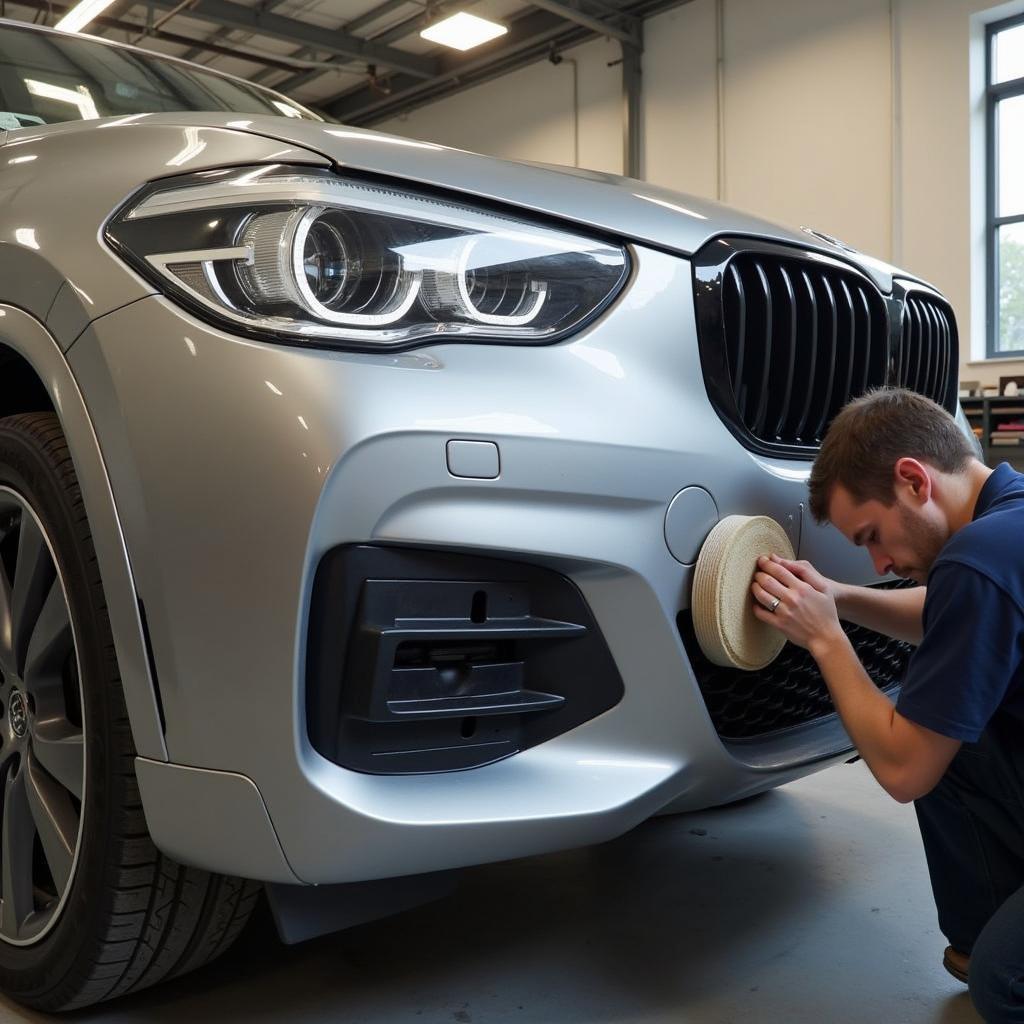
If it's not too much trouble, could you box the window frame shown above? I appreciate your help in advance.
[987,11,1024,357]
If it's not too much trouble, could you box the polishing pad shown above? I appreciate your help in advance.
[692,515,795,671]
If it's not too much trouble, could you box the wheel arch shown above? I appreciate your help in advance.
[0,304,167,760]
[0,346,55,417]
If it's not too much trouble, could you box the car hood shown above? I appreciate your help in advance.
[94,113,913,292]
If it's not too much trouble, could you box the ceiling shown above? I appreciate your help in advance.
[3,0,688,124]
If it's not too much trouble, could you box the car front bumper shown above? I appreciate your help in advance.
[68,244,875,884]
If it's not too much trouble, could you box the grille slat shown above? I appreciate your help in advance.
[772,265,798,439]
[914,300,928,395]
[924,300,939,399]
[751,262,773,436]
[701,240,958,454]
[917,299,933,395]
[913,303,921,391]
[839,280,857,420]
[855,286,872,396]
[937,307,952,404]
[792,269,818,443]
[929,299,942,399]
[936,307,949,399]
[907,300,921,393]
[895,311,904,387]
[899,303,912,388]
[726,263,748,419]
[811,274,839,441]
[906,303,917,387]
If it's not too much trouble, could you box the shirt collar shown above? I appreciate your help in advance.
[974,462,1019,520]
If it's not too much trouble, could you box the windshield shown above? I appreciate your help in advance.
[0,23,320,128]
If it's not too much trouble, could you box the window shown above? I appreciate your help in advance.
[988,15,1024,356]
[0,24,321,129]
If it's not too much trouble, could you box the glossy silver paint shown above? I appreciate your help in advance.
[0,87,960,885]
[0,306,164,760]
[0,119,329,347]
[69,247,876,885]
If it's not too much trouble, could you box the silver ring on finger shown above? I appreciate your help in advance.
[769,596,781,613]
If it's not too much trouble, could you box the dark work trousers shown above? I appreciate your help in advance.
[914,714,1024,1022]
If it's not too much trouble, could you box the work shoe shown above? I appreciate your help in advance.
[943,946,970,984]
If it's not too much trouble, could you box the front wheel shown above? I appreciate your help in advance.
[0,413,259,1011]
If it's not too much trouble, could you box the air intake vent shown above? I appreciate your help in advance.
[306,545,625,774]
[694,238,958,459]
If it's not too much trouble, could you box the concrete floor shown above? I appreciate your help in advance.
[0,760,982,1023]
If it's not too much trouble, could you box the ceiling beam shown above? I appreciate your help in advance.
[325,0,690,126]
[345,0,413,35]
[179,23,235,63]
[528,0,638,46]
[7,0,310,71]
[141,0,439,77]
[262,0,478,97]
[326,8,585,123]
[369,6,447,46]
[229,0,416,84]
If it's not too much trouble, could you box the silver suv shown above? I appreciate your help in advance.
[0,19,968,1010]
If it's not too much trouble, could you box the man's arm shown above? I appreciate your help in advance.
[772,555,925,644]
[809,632,960,802]
[835,581,925,644]
[752,557,959,801]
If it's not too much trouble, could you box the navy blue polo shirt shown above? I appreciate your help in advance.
[896,462,1024,742]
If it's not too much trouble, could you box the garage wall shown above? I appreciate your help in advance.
[377,0,1024,386]
[374,35,622,170]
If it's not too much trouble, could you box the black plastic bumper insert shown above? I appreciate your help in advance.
[306,546,625,774]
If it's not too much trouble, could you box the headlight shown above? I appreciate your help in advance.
[105,165,631,349]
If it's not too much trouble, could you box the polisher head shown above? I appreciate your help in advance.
[692,514,795,670]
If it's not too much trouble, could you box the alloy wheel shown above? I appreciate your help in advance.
[0,487,85,945]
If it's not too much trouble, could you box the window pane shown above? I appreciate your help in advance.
[998,223,1024,353]
[995,22,1024,84]
[0,24,319,126]
[999,95,1024,217]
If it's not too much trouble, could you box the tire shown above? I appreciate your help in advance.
[0,412,260,1011]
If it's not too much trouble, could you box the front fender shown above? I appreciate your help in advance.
[0,304,165,759]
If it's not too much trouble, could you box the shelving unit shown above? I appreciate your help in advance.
[961,396,1024,468]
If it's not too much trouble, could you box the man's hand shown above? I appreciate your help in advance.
[749,557,957,804]
[751,554,846,657]
[766,554,840,602]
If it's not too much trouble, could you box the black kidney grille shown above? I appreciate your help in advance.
[721,254,890,446]
[694,239,960,458]
[678,581,916,740]
[892,294,956,405]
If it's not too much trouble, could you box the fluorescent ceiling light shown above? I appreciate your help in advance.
[420,12,507,51]
[24,79,99,119]
[54,0,116,33]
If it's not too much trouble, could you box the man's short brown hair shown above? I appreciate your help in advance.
[808,388,975,523]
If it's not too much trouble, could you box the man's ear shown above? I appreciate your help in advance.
[893,457,932,504]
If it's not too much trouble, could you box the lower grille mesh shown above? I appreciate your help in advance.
[678,582,915,740]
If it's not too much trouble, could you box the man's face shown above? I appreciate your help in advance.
[828,483,949,584]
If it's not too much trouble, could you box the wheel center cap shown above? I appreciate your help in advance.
[9,691,28,739]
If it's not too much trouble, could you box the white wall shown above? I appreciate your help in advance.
[378,0,1024,387]
[376,35,622,170]
[642,0,719,199]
